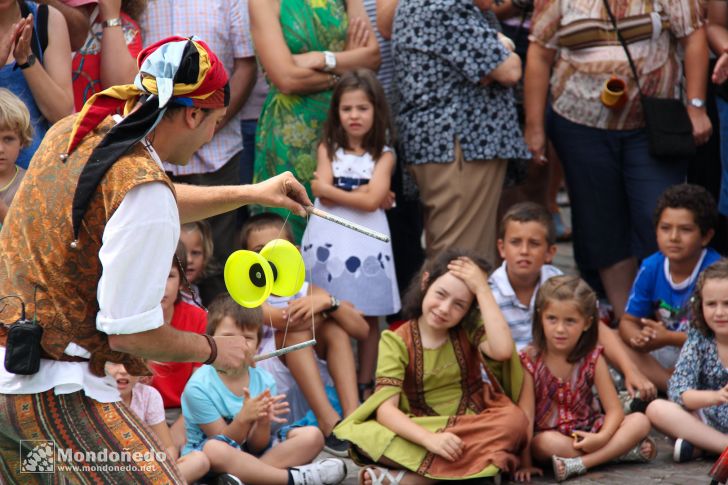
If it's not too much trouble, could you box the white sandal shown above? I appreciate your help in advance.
[358,465,406,485]
[552,455,587,482]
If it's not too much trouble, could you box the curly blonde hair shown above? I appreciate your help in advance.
[0,88,33,148]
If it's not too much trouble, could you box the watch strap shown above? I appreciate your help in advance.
[13,54,36,71]
[102,17,123,28]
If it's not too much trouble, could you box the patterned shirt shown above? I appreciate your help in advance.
[520,345,605,435]
[139,0,253,175]
[668,328,728,433]
[530,0,703,130]
[392,0,529,165]
[489,262,563,351]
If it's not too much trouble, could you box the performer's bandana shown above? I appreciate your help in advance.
[67,36,229,243]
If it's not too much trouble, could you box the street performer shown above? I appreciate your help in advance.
[0,36,311,483]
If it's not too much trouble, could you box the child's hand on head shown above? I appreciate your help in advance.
[425,431,464,462]
[236,388,270,424]
[447,257,490,297]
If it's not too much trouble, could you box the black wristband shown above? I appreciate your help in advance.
[202,334,217,365]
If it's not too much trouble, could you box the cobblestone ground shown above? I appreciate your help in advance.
[322,431,716,484]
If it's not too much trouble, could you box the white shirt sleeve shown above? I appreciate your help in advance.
[96,181,180,335]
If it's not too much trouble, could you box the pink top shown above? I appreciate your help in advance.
[520,345,605,436]
[129,383,166,426]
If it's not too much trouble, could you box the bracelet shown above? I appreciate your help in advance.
[102,17,123,29]
[329,294,340,313]
[202,334,217,365]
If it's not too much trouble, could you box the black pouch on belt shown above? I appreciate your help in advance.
[4,319,43,375]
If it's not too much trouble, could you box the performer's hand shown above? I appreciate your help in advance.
[212,336,255,372]
[249,171,311,217]
[425,431,463,462]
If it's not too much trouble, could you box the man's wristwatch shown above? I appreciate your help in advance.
[329,294,340,312]
[14,54,36,71]
[102,17,123,29]
[323,51,337,72]
[689,98,706,109]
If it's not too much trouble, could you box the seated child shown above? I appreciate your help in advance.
[150,241,208,450]
[0,88,30,229]
[646,260,728,462]
[492,202,656,402]
[516,276,655,483]
[106,363,210,483]
[180,294,347,485]
[619,184,720,392]
[241,213,368,456]
[336,249,528,484]
[180,220,220,305]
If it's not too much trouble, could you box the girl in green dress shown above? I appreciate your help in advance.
[335,249,528,484]
[249,0,381,241]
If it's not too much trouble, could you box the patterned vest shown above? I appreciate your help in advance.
[0,115,175,377]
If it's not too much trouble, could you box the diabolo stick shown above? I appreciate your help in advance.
[306,206,390,242]
[253,339,317,362]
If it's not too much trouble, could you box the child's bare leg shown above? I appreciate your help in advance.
[360,456,436,485]
[203,440,289,485]
[170,414,187,452]
[578,413,652,469]
[622,347,672,392]
[599,258,637,321]
[317,320,359,415]
[358,316,380,399]
[279,329,340,435]
[260,426,323,468]
[531,431,582,462]
[647,399,728,454]
[176,450,210,483]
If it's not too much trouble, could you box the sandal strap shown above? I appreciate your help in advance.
[552,455,586,482]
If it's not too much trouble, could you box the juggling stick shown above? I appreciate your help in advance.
[306,206,390,242]
[254,339,316,362]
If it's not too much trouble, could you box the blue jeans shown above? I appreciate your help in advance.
[716,96,728,216]
[548,109,687,270]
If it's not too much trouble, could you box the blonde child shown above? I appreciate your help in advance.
[242,213,368,455]
[0,88,31,228]
[106,363,210,483]
[150,242,207,450]
[180,220,220,305]
[335,249,528,484]
[646,259,728,462]
[516,276,655,483]
[302,69,400,401]
[180,295,347,485]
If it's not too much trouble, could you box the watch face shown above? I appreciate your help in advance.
[691,98,705,108]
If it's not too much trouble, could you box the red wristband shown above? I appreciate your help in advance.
[202,334,217,365]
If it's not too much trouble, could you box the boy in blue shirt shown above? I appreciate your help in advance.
[181,295,347,485]
[620,184,720,393]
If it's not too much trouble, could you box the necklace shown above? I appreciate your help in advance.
[0,166,19,192]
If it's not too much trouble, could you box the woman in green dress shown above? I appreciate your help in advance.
[335,249,529,484]
[249,0,381,240]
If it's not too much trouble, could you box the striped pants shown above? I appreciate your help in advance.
[0,390,182,484]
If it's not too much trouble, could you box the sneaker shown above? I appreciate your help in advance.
[674,438,698,463]
[215,473,244,485]
[290,458,347,485]
[323,432,350,457]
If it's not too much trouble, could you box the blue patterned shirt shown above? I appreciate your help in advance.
[392,0,529,165]
[668,327,728,433]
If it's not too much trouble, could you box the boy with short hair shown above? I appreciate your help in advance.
[181,294,347,485]
[492,202,656,401]
[241,213,367,457]
[0,88,31,228]
[619,184,720,392]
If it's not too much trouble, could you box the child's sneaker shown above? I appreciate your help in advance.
[215,473,244,485]
[674,438,700,462]
[323,433,350,457]
[289,458,347,485]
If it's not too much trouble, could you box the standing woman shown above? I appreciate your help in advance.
[250,0,380,240]
[0,0,73,168]
[524,0,711,319]
[71,0,148,112]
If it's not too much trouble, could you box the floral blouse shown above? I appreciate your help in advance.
[668,328,728,433]
[391,0,529,165]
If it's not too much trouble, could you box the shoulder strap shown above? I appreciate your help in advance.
[36,4,49,57]
[601,0,643,95]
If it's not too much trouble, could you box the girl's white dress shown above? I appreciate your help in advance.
[302,147,400,316]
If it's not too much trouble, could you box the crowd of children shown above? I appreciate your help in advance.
[3,19,728,482]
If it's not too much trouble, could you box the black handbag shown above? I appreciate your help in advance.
[602,0,695,161]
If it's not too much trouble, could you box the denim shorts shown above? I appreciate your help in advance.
[547,108,687,270]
